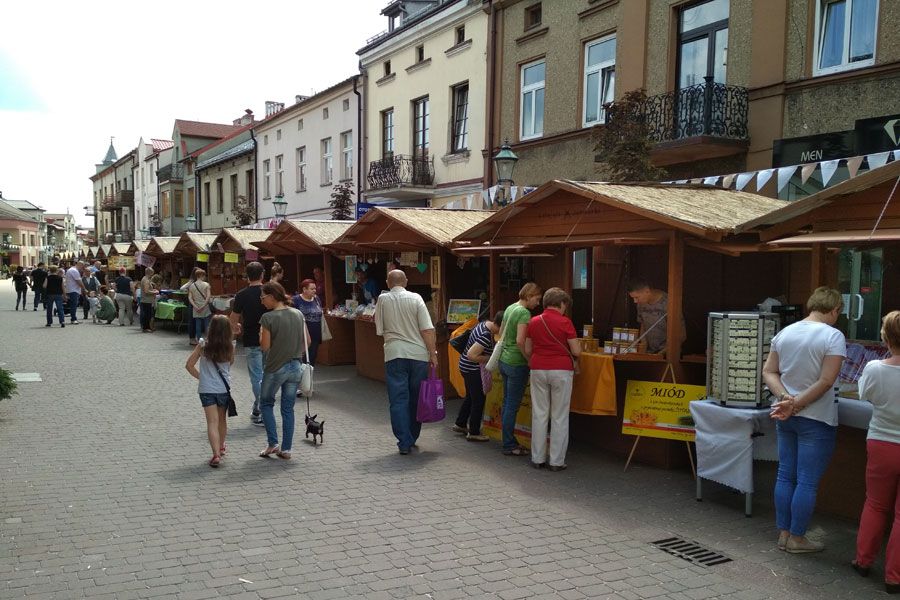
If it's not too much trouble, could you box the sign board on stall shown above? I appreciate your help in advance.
[136,251,156,268]
[621,380,706,442]
[117,256,135,270]
[224,252,239,263]
[446,299,481,324]
[344,256,357,284]
[196,253,209,263]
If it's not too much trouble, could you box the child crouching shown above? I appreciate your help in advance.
[185,315,235,468]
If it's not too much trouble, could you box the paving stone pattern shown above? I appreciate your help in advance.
[0,281,882,598]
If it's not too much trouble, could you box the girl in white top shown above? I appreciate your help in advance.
[764,287,846,554]
[186,315,235,468]
[854,310,900,593]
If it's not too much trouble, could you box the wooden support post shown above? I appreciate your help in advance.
[323,252,334,310]
[563,246,573,295]
[489,252,500,317]
[437,248,448,323]
[666,231,685,383]
[810,243,826,291]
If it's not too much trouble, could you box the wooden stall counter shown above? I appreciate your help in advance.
[318,315,356,366]
[355,319,386,382]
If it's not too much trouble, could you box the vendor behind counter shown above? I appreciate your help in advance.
[626,277,686,355]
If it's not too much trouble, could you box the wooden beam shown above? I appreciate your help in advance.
[323,252,335,310]
[489,252,500,318]
[666,231,685,383]
[810,242,826,290]
[563,247,573,294]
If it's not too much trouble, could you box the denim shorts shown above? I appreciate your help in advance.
[199,393,230,408]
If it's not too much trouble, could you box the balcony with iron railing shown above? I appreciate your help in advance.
[608,76,749,167]
[102,230,134,243]
[366,154,435,197]
[157,164,184,183]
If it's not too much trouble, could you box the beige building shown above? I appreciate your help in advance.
[195,126,255,231]
[359,0,489,210]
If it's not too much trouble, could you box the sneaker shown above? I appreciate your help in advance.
[398,447,410,455]
[60,324,65,328]
[547,464,568,472]
[45,324,51,327]
[71,320,80,325]
[450,424,468,434]
[784,536,824,554]
[466,433,490,442]
[251,417,265,427]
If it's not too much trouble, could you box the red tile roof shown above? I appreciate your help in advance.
[185,122,256,160]
[151,139,174,152]
[174,119,241,139]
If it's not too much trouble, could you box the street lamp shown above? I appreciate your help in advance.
[492,139,519,206]
[138,228,149,239]
[272,194,288,220]
[185,214,197,232]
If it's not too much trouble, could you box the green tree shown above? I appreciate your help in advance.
[593,89,667,182]
[0,368,17,402]
[329,182,354,221]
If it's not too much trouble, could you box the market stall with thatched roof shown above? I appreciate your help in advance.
[171,232,218,289]
[207,228,272,295]
[326,207,493,388]
[144,236,181,288]
[455,179,792,467]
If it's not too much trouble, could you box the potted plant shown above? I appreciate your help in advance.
[0,368,17,402]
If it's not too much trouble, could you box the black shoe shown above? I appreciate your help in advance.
[530,461,545,469]
[45,324,51,327]
[547,464,568,472]
[33,308,37,311]
[60,324,65,328]
[887,583,900,594]
[851,561,870,577]
[399,447,410,455]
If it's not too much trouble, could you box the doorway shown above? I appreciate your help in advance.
[837,247,883,341]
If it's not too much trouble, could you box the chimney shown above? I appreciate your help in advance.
[233,109,255,126]
[295,95,310,104]
[265,101,286,117]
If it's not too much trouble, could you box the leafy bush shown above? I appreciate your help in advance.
[0,368,17,401]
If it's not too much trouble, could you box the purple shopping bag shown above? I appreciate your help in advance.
[416,366,445,423]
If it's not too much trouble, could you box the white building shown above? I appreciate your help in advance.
[42,213,77,254]
[254,75,362,223]
[133,138,173,239]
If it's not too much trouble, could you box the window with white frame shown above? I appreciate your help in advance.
[298,118,304,131]
[382,109,394,158]
[321,138,333,184]
[263,159,271,198]
[583,35,616,126]
[323,107,329,120]
[276,129,282,141]
[276,154,284,195]
[413,96,429,156]
[451,83,469,152]
[520,60,545,140]
[341,131,353,181]
[263,134,268,146]
[343,98,350,111]
[296,147,307,191]
[814,0,878,75]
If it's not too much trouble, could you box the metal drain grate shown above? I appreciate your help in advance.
[652,537,732,567]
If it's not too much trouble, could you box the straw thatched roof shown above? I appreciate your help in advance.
[111,243,131,255]
[180,232,218,252]
[146,236,180,255]
[88,246,99,258]
[287,220,355,247]
[98,244,112,258]
[215,228,274,251]
[331,208,494,251]
[129,240,151,253]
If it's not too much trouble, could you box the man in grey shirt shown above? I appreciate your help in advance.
[374,270,438,455]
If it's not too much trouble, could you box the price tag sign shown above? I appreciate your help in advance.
[621,380,706,442]
[224,252,239,264]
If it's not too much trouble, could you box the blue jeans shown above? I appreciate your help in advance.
[245,346,264,416]
[260,359,303,452]
[67,292,81,322]
[385,358,430,450]
[499,362,530,451]
[194,316,211,339]
[775,416,837,536]
[45,294,65,325]
[33,287,43,309]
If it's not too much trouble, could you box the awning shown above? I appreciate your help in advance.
[768,228,900,245]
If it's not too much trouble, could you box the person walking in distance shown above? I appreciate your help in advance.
[113,267,134,326]
[189,269,213,340]
[229,261,269,425]
[293,279,323,366]
[185,314,235,468]
[12,266,30,311]
[374,269,438,455]
[64,261,87,324]
[43,265,66,327]
[139,267,159,332]
[30,262,47,311]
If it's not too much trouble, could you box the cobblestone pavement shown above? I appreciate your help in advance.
[0,280,882,599]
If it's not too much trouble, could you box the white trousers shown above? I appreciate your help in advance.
[530,369,574,467]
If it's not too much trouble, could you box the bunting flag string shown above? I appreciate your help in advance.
[846,156,864,179]
[800,163,817,185]
[756,169,775,191]
[820,159,840,187]
[777,166,798,193]
[735,172,755,191]
[867,151,891,171]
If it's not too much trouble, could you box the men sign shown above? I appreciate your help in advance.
[621,380,706,442]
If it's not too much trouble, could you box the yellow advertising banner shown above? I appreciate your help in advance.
[106,256,120,270]
[621,380,706,442]
[196,253,209,263]
[482,372,532,449]
[117,256,135,270]
[224,252,239,264]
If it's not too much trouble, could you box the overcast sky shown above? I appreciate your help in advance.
[0,0,387,227]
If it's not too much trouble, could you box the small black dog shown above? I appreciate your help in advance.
[305,414,324,445]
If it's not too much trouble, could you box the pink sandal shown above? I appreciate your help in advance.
[219,444,227,456]
[209,456,221,468]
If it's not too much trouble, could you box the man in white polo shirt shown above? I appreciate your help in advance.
[374,269,438,455]
[64,261,87,324]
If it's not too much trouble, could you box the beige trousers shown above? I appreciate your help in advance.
[529,369,574,467]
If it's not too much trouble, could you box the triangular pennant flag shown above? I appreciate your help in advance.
[756,168,775,191]
[777,166,797,192]
[721,174,736,188]
[867,151,891,170]
[847,156,863,178]
[800,163,817,184]
[703,176,720,186]
[894,150,900,162]
[675,179,689,184]
[735,172,755,191]
[690,178,704,185]
[820,159,840,186]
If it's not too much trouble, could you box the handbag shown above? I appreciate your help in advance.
[320,315,332,342]
[539,314,580,375]
[300,317,314,395]
[416,365,445,423]
[480,363,493,395]
[215,365,238,417]
[449,328,471,354]
[485,320,507,372]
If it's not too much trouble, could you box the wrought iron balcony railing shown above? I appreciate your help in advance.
[102,230,134,243]
[157,164,184,182]
[114,190,134,206]
[367,154,435,190]
[610,77,749,144]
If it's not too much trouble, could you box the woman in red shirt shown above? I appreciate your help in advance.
[524,287,581,471]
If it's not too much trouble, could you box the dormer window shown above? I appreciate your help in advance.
[389,15,397,32]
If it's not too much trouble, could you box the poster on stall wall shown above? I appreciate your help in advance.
[482,372,532,449]
[136,251,156,268]
[621,380,706,442]
[224,252,239,263]
[196,253,209,263]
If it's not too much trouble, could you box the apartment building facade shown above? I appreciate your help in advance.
[133,138,173,239]
[195,126,255,231]
[359,0,489,210]
[254,76,361,223]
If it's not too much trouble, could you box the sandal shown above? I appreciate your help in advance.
[276,451,292,460]
[219,444,227,456]
[502,446,528,456]
[209,456,221,468]
[259,445,279,457]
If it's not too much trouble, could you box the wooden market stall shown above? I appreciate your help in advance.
[127,240,151,279]
[454,179,791,467]
[252,219,354,366]
[172,232,218,288]
[737,159,900,519]
[105,242,134,276]
[207,228,272,296]
[326,208,493,391]
[144,237,181,288]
